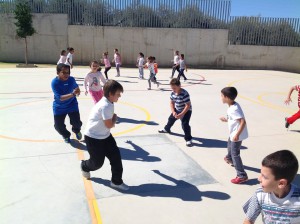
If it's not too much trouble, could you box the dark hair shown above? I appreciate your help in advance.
[103,80,123,98]
[139,52,144,57]
[67,47,70,51]
[153,56,156,61]
[69,47,74,51]
[170,78,181,86]
[89,60,102,71]
[115,49,118,52]
[262,150,298,184]
[175,50,179,55]
[56,63,70,74]
[148,56,154,63]
[221,87,238,101]
[60,50,66,55]
[180,54,184,59]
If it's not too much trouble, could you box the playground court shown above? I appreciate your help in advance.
[0,66,299,224]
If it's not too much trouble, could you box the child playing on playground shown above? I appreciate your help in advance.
[243,150,300,224]
[171,50,180,78]
[81,80,129,191]
[57,50,67,64]
[158,78,193,147]
[65,47,74,69]
[137,52,145,79]
[177,54,188,82]
[101,52,111,80]
[220,86,248,184]
[84,60,106,104]
[284,84,300,128]
[144,56,159,90]
[112,49,122,77]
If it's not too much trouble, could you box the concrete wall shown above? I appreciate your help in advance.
[0,13,68,64]
[0,13,300,73]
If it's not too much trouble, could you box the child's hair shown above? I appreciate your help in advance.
[153,56,156,61]
[56,63,70,74]
[221,87,238,101]
[103,80,123,98]
[175,50,179,55]
[139,52,144,57]
[89,60,101,71]
[60,50,66,56]
[69,47,74,52]
[180,54,185,59]
[262,150,298,185]
[103,52,109,57]
[170,78,181,86]
[114,49,118,52]
[148,56,154,63]
[67,47,70,52]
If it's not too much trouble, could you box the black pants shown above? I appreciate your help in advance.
[82,135,123,185]
[164,110,192,141]
[54,111,82,138]
[171,64,180,78]
[104,66,111,79]
[177,68,187,80]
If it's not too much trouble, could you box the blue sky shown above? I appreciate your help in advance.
[231,0,300,18]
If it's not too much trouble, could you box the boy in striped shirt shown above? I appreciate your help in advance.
[285,84,300,128]
[158,78,193,147]
[243,150,300,224]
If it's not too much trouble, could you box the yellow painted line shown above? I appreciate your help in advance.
[0,99,48,110]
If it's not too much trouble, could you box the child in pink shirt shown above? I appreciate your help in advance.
[113,49,122,77]
[84,61,106,104]
[101,52,111,80]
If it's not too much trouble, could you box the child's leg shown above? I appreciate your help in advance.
[54,114,71,138]
[104,67,108,79]
[89,90,98,104]
[81,135,106,172]
[164,113,177,132]
[287,109,300,124]
[230,141,247,178]
[116,64,120,76]
[226,138,233,161]
[181,70,187,80]
[177,69,183,80]
[148,76,151,88]
[171,65,176,78]
[181,110,192,141]
[104,135,124,185]
[68,111,82,134]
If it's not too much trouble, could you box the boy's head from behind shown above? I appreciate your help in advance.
[56,63,70,81]
[103,80,123,103]
[139,52,144,57]
[221,87,238,104]
[170,78,181,93]
[259,150,298,193]
[69,47,74,54]
[61,50,66,56]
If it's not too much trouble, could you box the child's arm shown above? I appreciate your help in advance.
[233,118,246,142]
[104,114,117,129]
[99,72,106,85]
[185,65,188,72]
[84,75,89,95]
[67,57,73,68]
[176,103,191,119]
[59,87,80,101]
[285,86,297,105]
[220,117,228,122]
[243,219,254,224]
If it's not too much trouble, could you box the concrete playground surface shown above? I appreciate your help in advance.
[0,66,299,224]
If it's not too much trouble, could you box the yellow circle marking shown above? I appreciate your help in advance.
[0,99,151,142]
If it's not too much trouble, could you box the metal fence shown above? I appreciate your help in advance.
[1,0,299,47]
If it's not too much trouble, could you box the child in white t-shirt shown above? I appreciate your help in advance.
[81,80,129,191]
[144,56,159,90]
[171,50,180,78]
[84,60,106,104]
[137,52,145,79]
[57,50,67,64]
[243,150,300,224]
[65,47,74,69]
[220,86,248,184]
[112,49,122,77]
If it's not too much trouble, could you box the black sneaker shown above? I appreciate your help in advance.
[158,128,170,134]
[285,117,290,129]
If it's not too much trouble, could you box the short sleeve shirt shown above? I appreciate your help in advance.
[84,97,114,139]
[65,53,73,66]
[227,102,248,142]
[170,88,192,112]
[243,185,300,224]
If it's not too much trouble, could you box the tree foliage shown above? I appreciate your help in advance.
[14,1,36,38]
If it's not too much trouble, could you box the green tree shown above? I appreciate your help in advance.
[14,1,36,65]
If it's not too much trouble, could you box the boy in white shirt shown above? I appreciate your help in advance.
[171,50,180,78]
[65,47,74,69]
[220,86,248,184]
[80,80,129,191]
[243,150,300,224]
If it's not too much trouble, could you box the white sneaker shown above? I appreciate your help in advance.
[186,140,193,147]
[110,182,130,191]
[80,162,91,179]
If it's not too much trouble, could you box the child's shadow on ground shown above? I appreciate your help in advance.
[120,140,161,162]
[91,170,230,201]
[169,132,247,149]
[117,117,158,125]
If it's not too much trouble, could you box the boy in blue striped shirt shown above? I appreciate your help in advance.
[158,78,193,147]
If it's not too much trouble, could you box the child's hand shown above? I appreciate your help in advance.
[112,114,118,123]
[284,98,292,105]
[176,113,184,119]
[233,134,239,142]
[172,111,177,117]
[85,91,88,96]
[73,87,80,96]
[220,117,227,122]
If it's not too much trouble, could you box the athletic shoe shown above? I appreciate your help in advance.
[231,176,248,184]
[186,140,193,147]
[76,132,82,140]
[158,128,170,134]
[64,137,71,143]
[147,87,151,90]
[110,182,129,191]
[285,117,290,129]
[115,75,120,77]
[157,82,160,88]
[80,161,90,179]
[224,156,233,166]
